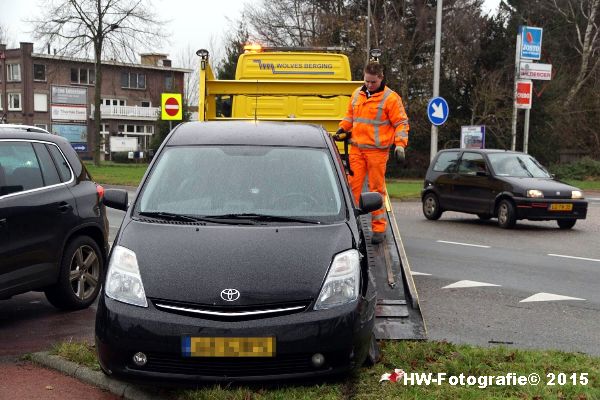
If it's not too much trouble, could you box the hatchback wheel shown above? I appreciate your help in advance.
[45,235,104,310]
[496,199,516,229]
[422,193,442,220]
[557,219,576,229]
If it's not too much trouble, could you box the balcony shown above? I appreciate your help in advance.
[90,104,160,120]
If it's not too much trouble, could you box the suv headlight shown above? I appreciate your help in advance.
[314,249,360,310]
[572,190,583,199]
[105,246,148,307]
[527,189,544,198]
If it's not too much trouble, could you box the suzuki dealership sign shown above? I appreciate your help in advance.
[519,62,552,80]
[520,26,543,60]
[515,80,533,109]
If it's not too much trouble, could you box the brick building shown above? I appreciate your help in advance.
[0,42,190,159]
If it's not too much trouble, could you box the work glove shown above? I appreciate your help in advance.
[394,146,406,163]
[333,128,348,142]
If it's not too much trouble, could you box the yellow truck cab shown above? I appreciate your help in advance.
[197,46,361,138]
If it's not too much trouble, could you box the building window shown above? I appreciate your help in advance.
[103,98,126,106]
[33,64,46,81]
[8,93,22,111]
[71,67,95,84]
[141,101,151,107]
[7,64,21,81]
[0,93,3,110]
[34,93,48,112]
[121,71,146,89]
[165,75,174,90]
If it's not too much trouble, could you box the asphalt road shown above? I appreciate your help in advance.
[394,199,600,355]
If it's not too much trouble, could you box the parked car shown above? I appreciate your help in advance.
[421,149,588,229]
[96,121,383,382]
[0,124,51,134]
[0,130,109,309]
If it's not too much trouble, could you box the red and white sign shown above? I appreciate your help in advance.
[161,93,182,120]
[519,62,552,80]
[164,97,180,116]
[515,80,532,109]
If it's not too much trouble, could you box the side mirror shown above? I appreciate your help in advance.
[104,189,128,211]
[357,192,383,215]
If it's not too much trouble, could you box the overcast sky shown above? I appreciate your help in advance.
[1,0,502,66]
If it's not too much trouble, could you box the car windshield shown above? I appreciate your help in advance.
[488,153,551,178]
[136,145,345,223]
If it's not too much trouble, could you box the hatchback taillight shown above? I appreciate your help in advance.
[96,184,105,201]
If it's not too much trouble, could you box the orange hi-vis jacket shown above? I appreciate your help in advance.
[339,85,409,150]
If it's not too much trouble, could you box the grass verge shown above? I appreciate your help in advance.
[53,340,599,399]
[84,161,148,187]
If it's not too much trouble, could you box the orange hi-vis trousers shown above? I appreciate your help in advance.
[348,146,388,233]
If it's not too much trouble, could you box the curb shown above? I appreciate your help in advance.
[29,352,168,400]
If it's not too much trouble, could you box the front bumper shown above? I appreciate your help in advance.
[95,294,375,383]
[513,198,588,221]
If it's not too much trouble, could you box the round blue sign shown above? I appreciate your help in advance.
[427,97,449,126]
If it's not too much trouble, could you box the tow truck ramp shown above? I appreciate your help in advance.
[362,195,426,340]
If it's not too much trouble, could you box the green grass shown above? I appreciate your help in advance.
[84,161,148,186]
[53,340,600,399]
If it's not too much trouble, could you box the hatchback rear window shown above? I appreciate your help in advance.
[137,146,345,223]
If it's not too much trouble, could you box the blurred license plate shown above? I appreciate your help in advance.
[182,336,275,357]
[549,203,573,211]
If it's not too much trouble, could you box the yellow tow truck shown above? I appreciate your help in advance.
[196,45,425,340]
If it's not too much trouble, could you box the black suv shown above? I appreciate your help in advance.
[1,130,109,309]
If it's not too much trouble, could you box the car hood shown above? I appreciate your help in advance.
[501,177,579,197]
[117,220,353,306]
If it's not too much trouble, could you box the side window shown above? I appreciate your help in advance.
[33,143,61,186]
[458,152,487,175]
[432,151,459,172]
[0,142,43,195]
[47,144,73,182]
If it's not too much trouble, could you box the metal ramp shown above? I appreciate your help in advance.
[361,195,426,340]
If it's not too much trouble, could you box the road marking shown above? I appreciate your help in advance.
[548,254,600,263]
[411,271,432,276]
[442,280,501,289]
[520,292,585,303]
[437,240,491,248]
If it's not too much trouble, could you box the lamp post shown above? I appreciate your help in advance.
[430,0,443,161]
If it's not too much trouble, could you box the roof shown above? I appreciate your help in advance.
[166,121,328,148]
[32,53,192,74]
[0,129,69,145]
[440,148,523,155]
[0,124,50,134]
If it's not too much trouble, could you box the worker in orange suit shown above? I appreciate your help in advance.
[335,61,409,244]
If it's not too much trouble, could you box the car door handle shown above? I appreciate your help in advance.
[58,202,73,213]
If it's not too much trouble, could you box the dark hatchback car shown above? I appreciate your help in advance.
[422,149,588,229]
[0,130,109,309]
[96,121,383,382]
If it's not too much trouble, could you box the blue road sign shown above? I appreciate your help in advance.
[521,26,543,60]
[427,97,449,126]
[71,143,88,152]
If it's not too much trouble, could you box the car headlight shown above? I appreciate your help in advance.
[572,190,584,199]
[527,189,544,198]
[105,246,148,307]
[314,249,360,310]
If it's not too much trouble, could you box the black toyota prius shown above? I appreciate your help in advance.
[96,121,382,382]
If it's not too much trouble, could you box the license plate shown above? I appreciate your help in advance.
[182,336,275,357]
[549,203,573,211]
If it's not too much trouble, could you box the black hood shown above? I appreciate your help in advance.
[501,177,579,198]
[117,220,354,306]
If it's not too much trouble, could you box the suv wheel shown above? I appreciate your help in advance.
[557,219,576,229]
[45,235,104,310]
[497,199,517,229]
[422,193,443,220]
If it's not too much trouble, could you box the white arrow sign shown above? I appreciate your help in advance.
[431,102,445,119]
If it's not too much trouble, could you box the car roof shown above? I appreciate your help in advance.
[166,121,328,148]
[0,129,69,145]
[0,124,51,134]
[439,148,525,155]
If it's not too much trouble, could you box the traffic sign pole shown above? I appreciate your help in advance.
[511,32,521,151]
[430,0,443,161]
[523,108,530,154]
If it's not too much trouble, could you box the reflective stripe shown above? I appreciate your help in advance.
[395,131,409,139]
[349,140,391,150]
[372,213,386,220]
[355,117,391,126]
[374,89,393,147]
[351,91,361,108]
[343,117,353,123]
[393,118,408,128]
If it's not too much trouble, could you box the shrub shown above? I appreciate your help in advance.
[548,157,600,180]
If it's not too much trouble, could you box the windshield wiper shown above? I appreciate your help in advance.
[209,213,321,224]
[138,211,254,225]
[516,158,534,177]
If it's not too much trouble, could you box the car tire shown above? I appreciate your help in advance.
[477,214,492,221]
[422,193,443,220]
[45,235,104,310]
[496,199,517,229]
[557,219,576,229]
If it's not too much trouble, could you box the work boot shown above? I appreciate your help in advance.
[371,232,385,245]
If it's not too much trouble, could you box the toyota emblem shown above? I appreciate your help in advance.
[220,289,240,302]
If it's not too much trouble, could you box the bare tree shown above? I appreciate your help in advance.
[30,0,166,165]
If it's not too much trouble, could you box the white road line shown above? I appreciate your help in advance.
[520,292,585,303]
[442,280,501,289]
[548,254,600,263]
[437,240,491,249]
[411,271,432,276]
